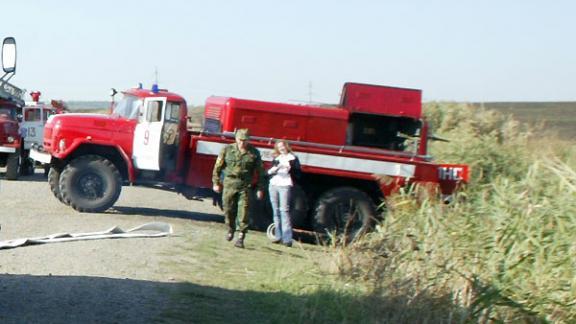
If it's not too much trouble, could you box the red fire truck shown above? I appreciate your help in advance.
[0,37,25,180]
[31,82,469,239]
[20,92,61,175]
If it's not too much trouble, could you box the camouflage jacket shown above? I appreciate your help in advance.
[212,143,266,191]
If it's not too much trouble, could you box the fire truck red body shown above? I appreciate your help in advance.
[0,37,24,180]
[31,82,469,237]
[0,92,22,180]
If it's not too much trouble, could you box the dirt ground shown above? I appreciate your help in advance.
[0,169,227,323]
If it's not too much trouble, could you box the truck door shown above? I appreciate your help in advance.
[160,101,181,173]
[132,97,166,171]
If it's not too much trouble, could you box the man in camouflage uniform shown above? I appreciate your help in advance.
[212,129,266,248]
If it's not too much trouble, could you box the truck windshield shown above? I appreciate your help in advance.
[0,106,16,120]
[24,108,42,121]
[113,95,142,119]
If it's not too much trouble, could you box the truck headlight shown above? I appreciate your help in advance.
[58,139,67,152]
[7,136,14,143]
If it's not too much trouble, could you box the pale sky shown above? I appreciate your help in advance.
[3,0,575,105]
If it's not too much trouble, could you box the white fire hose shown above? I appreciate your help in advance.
[0,222,172,250]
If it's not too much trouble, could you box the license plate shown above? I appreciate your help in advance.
[30,148,51,164]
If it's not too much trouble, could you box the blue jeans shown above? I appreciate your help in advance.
[268,185,292,244]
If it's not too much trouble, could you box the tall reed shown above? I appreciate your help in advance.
[332,102,576,323]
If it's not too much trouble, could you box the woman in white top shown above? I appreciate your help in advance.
[267,140,301,247]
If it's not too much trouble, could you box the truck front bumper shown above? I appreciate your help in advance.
[0,146,17,153]
[30,147,52,164]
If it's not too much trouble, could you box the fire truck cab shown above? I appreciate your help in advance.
[0,37,24,180]
[21,92,58,150]
[19,91,60,174]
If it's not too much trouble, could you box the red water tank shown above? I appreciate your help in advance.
[340,83,422,119]
[205,96,349,146]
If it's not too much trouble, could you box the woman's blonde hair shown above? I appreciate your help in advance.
[272,139,292,157]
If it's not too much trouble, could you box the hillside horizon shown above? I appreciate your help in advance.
[64,100,576,140]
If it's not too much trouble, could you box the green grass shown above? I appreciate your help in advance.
[158,228,385,323]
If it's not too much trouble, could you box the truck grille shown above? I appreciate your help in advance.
[205,105,222,120]
[204,105,222,132]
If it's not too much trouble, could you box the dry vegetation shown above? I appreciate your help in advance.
[331,103,576,323]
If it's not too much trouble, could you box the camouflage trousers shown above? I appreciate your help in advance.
[222,186,251,234]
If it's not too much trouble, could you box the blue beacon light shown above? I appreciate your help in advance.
[151,84,159,93]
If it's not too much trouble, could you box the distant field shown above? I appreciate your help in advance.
[66,102,205,119]
[474,102,576,140]
[65,100,576,140]
[66,101,108,112]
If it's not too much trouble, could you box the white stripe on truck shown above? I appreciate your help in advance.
[196,140,415,178]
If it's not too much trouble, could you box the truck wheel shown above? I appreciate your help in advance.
[313,187,377,244]
[59,155,122,213]
[20,158,34,176]
[48,167,69,205]
[5,150,20,180]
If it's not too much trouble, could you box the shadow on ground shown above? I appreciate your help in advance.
[0,274,168,323]
[0,273,497,324]
[0,171,47,182]
[109,206,224,224]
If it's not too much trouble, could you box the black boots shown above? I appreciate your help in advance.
[234,232,245,248]
[226,230,245,248]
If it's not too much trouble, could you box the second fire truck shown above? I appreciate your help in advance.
[0,37,24,180]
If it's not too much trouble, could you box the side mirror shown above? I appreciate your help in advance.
[2,37,17,74]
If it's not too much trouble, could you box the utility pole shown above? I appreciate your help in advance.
[307,81,313,103]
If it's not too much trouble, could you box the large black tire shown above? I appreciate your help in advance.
[313,187,377,244]
[59,155,122,213]
[5,150,20,180]
[20,158,34,176]
[48,166,69,205]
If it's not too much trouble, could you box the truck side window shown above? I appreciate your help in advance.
[146,101,163,122]
[0,108,11,119]
[43,109,56,121]
[165,102,180,122]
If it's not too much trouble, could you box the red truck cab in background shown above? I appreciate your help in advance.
[0,37,25,180]
[31,82,469,241]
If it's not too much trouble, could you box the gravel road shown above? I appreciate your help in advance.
[0,170,224,323]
